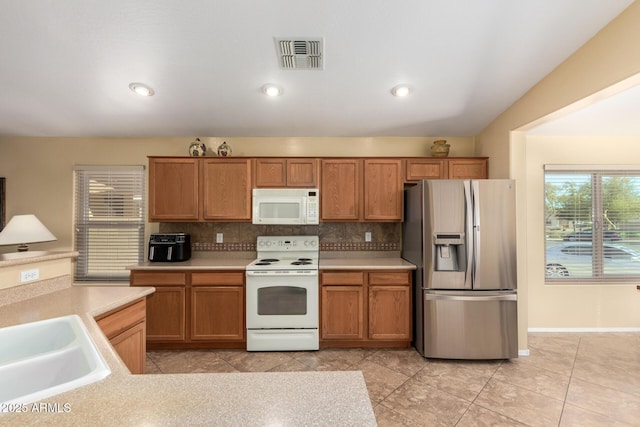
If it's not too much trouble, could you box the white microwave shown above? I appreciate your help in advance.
[252,188,319,225]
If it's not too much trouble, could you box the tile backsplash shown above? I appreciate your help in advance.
[159,222,401,252]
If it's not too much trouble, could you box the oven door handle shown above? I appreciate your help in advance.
[246,270,318,277]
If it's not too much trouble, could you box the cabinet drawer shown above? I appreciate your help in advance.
[321,271,364,285]
[130,271,187,286]
[368,271,411,286]
[191,271,245,286]
[96,298,146,339]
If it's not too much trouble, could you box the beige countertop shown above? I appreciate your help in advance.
[129,253,416,271]
[129,257,253,270]
[0,283,376,425]
[320,257,416,270]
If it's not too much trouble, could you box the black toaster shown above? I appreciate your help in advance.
[148,233,191,262]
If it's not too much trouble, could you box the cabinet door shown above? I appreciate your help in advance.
[321,159,361,221]
[254,159,287,187]
[148,158,199,221]
[201,159,252,220]
[145,286,187,342]
[190,271,245,341]
[321,286,364,340]
[110,322,146,374]
[363,159,403,221]
[368,286,411,340]
[95,298,147,374]
[368,271,411,341]
[448,159,488,179]
[405,159,447,181]
[190,286,245,341]
[287,159,318,187]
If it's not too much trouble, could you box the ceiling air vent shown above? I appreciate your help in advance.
[275,37,324,70]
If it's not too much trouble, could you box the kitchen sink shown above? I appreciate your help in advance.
[0,315,111,407]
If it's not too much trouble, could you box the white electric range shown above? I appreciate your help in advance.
[245,235,319,351]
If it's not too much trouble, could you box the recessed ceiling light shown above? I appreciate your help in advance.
[262,84,283,97]
[129,82,155,97]
[391,84,412,97]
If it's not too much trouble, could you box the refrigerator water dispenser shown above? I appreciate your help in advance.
[433,233,465,271]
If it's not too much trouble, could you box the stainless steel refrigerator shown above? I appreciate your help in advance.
[402,179,518,359]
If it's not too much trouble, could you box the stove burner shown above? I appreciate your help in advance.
[297,258,312,262]
[254,262,272,266]
[259,258,280,262]
[291,261,312,265]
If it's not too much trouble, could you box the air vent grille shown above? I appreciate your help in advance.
[275,38,324,70]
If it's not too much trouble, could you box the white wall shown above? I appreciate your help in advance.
[523,135,640,328]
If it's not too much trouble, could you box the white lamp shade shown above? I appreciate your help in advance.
[0,215,57,250]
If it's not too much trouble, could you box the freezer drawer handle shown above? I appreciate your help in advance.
[424,293,517,302]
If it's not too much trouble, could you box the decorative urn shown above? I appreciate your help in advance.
[430,139,450,157]
[189,138,207,156]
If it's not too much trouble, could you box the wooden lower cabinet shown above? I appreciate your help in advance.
[95,298,146,374]
[320,270,411,348]
[190,272,245,341]
[130,270,245,349]
[321,286,364,339]
[130,271,187,342]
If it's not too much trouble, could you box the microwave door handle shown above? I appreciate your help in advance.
[167,246,172,261]
[149,246,155,261]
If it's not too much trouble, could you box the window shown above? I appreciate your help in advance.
[545,166,640,282]
[74,166,145,282]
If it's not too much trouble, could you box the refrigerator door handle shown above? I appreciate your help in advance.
[472,180,481,287]
[464,180,474,288]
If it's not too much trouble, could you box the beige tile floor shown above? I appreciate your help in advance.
[146,333,640,426]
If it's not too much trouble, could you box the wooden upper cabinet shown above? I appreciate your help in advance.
[320,159,361,221]
[363,159,403,221]
[286,158,319,187]
[254,158,287,187]
[448,158,488,179]
[201,158,252,221]
[148,158,199,221]
[405,158,447,181]
[254,158,319,188]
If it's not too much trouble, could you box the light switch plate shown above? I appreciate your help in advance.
[216,233,223,243]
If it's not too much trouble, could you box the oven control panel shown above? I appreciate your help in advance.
[257,236,319,251]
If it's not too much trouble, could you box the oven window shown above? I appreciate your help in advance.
[257,286,307,315]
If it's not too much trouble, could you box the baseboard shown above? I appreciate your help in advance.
[528,327,640,332]
[518,349,530,357]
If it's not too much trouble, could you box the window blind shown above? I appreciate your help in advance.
[74,166,145,281]
[544,167,640,282]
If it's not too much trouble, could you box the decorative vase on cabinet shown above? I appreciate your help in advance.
[430,140,450,157]
[217,141,232,157]
[189,138,207,156]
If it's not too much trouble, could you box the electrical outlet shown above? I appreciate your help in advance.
[20,268,40,283]
[216,233,224,243]
[365,231,372,242]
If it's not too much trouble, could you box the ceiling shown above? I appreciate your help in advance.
[528,80,640,136]
[0,0,633,138]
